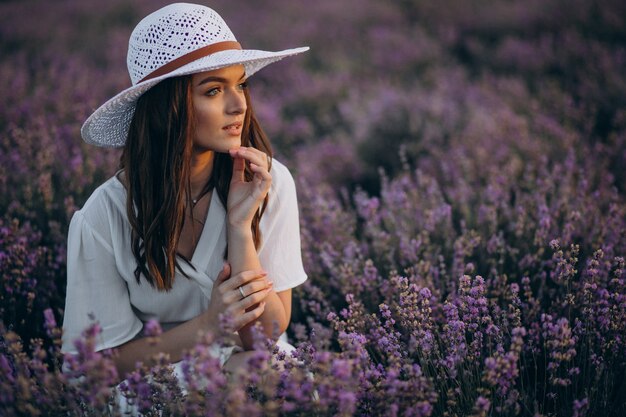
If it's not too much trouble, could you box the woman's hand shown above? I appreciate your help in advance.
[227,147,271,228]
[205,263,273,333]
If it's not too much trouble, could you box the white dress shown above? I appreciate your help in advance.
[61,158,308,359]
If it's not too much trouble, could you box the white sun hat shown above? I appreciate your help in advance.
[81,2,309,147]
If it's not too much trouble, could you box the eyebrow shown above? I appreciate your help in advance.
[197,72,246,86]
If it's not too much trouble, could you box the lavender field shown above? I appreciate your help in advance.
[1,0,626,415]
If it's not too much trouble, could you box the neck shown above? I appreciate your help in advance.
[190,150,214,198]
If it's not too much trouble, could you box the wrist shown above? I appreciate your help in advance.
[199,308,220,336]
[227,223,253,240]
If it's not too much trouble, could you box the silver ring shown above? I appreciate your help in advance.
[238,286,245,299]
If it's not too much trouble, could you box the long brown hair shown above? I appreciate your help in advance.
[120,75,272,291]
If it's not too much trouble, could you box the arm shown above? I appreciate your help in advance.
[227,148,291,349]
[110,264,270,376]
[112,306,222,376]
[228,226,289,348]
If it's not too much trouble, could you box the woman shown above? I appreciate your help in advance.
[61,3,309,378]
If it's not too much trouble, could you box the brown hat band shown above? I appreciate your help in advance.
[138,40,243,83]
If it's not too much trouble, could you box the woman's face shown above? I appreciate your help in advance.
[190,64,247,153]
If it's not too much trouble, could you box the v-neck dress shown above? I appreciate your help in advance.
[61,159,308,354]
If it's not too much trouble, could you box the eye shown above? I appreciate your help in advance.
[205,87,221,97]
[237,81,248,91]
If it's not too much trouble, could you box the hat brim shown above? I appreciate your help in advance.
[81,46,309,148]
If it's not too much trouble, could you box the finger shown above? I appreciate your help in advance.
[221,269,267,292]
[234,286,272,310]
[227,270,267,291]
[223,279,271,305]
[249,163,272,182]
[249,163,272,197]
[231,155,245,182]
[239,280,273,299]
[233,301,265,330]
[229,147,268,170]
[216,262,231,284]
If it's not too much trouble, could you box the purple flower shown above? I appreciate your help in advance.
[143,319,162,338]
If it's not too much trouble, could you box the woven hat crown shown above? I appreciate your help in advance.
[127,3,237,85]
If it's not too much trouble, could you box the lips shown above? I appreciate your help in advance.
[222,121,242,132]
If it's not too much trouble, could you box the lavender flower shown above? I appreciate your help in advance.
[2,0,626,414]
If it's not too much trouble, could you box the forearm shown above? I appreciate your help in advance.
[228,226,287,348]
[112,311,220,377]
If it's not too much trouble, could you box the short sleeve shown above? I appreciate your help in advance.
[258,160,308,292]
[61,210,143,354]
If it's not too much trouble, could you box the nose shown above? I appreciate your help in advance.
[226,88,246,115]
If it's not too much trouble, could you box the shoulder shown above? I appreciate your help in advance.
[70,174,128,237]
[261,158,300,228]
[269,157,297,197]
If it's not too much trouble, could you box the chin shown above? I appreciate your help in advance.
[193,137,241,154]
[224,136,242,151]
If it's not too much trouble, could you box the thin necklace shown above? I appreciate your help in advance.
[191,177,214,207]
[188,190,211,226]
[191,188,210,207]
